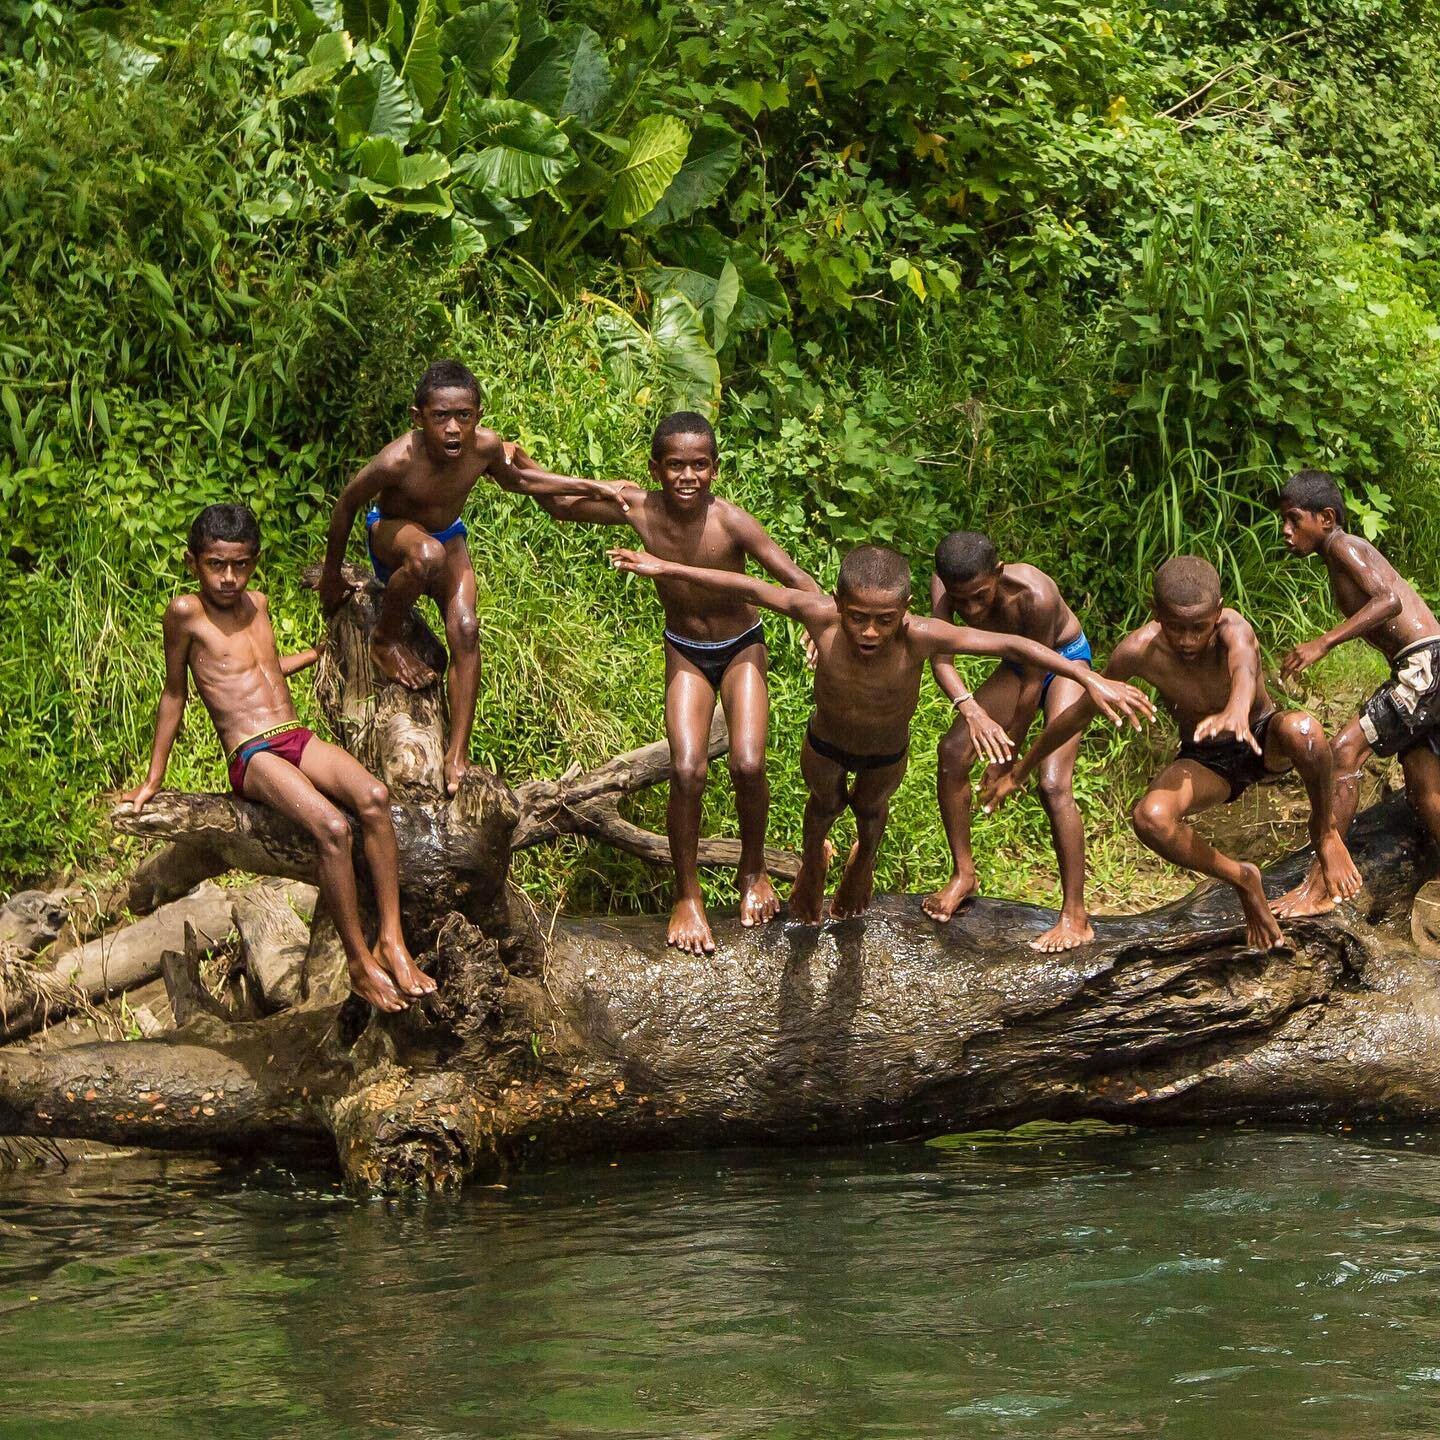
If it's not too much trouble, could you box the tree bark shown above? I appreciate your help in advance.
[10,566,1437,1191]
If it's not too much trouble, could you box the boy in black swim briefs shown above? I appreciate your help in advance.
[121,504,434,1014]
[609,543,1153,927]
[514,412,821,956]
[985,556,1358,953]
[1278,468,1440,915]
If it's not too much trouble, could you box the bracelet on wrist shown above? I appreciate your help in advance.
[952,690,974,708]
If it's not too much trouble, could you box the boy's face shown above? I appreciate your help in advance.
[1279,502,1334,556]
[650,432,716,509]
[1154,598,1222,661]
[186,541,259,608]
[412,386,480,463]
[836,585,909,658]
[945,566,1003,624]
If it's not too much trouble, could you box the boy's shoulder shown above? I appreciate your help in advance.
[164,592,204,627]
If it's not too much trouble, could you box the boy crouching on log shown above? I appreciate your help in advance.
[609,543,1153,924]
[317,360,632,797]
[1277,469,1440,914]
[924,530,1096,951]
[516,412,823,956]
[122,504,433,1013]
[984,556,1359,952]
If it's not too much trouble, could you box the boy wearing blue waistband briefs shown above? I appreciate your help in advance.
[923,532,1096,952]
[517,413,823,957]
[317,360,630,796]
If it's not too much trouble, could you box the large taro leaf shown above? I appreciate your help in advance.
[440,1,515,95]
[506,32,565,112]
[602,115,689,230]
[662,224,789,329]
[399,0,444,110]
[352,137,450,190]
[454,98,574,198]
[506,25,609,122]
[335,60,419,147]
[594,295,720,417]
[341,0,388,39]
[282,28,354,96]
[559,27,610,124]
[457,188,530,245]
[639,119,740,227]
[641,259,740,350]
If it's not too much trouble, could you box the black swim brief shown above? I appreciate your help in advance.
[664,621,765,689]
[1177,709,1281,802]
[805,725,908,773]
[1360,636,1440,759]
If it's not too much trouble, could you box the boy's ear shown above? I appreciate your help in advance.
[410,403,424,426]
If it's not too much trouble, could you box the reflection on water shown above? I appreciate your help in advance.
[5,1129,1440,1437]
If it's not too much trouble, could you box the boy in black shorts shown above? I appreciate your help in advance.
[985,556,1357,951]
[1277,469,1440,914]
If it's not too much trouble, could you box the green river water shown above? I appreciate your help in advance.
[3,1127,1440,1438]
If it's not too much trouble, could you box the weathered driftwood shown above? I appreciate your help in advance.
[0,882,235,1045]
[235,882,317,1015]
[7,565,1438,1191]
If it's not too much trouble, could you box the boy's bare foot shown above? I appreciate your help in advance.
[831,841,876,920]
[347,953,407,1012]
[1031,911,1095,952]
[377,935,436,997]
[922,866,978,923]
[739,872,780,928]
[1272,860,1336,919]
[1318,830,1363,903]
[443,753,469,797]
[788,840,836,924]
[667,896,716,955]
[370,635,436,690]
[1235,862,1286,950]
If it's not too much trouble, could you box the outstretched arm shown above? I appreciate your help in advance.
[1281,535,1402,681]
[1193,614,1262,753]
[280,644,322,677]
[981,636,1148,813]
[120,603,191,814]
[487,436,639,515]
[916,618,1154,729]
[608,548,834,634]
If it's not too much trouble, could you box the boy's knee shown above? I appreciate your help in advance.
[314,811,354,854]
[449,606,479,652]
[357,779,390,819]
[937,727,976,776]
[408,538,446,579]
[1131,793,1172,844]
[1037,771,1074,811]
[1333,727,1368,770]
[727,748,767,785]
[671,756,710,792]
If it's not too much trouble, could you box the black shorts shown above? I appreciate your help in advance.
[663,621,765,689]
[1177,709,1282,802]
[805,725,908,773]
[1360,637,1440,759]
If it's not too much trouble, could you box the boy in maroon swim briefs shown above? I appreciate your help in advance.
[122,504,431,1013]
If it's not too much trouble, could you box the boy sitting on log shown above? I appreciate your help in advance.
[923,530,1096,951]
[515,412,822,956]
[984,556,1358,951]
[1276,469,1440,915]
[317,360,631,797]
[122,504,432,1013]
[608,542,1153,924]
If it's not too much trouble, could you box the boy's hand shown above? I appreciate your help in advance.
[1280,638,1328,684]
[119,781,159,815]
[980,768,1021,814]
[583,479,637,513]
[958,698,1015,765]
[609,547,665,578]
[804,634,818,670]
[1193,705,1262,754]
[1082,674,1154,729]
[318,568,353,616]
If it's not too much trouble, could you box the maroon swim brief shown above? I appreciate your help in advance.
[227,723,315,795]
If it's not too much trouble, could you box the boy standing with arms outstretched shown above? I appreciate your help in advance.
[519,412,821,956]
[609,543,1153,925]
[318,360,630,796]
[985,556,1359,951]
[122,505,433,1013]
[923,531,1096,951]
[1277,469,1440,914]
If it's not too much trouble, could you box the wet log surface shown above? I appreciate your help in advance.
[8,569,1438,1191]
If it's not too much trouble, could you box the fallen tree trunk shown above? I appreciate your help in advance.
[9,565,1438,1190]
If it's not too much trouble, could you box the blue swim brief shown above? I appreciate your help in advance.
[365,505,468,584]
[1004,630,1092,699]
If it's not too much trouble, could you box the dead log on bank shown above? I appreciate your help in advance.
[4,568,1439,1190]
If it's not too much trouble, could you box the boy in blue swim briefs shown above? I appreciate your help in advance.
[123,504,433,1013]
[922,531,1097,951]
[317,360,630,795]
